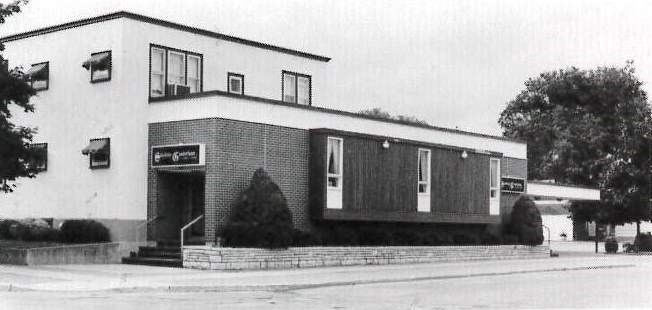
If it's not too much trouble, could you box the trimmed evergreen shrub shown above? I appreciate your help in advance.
[480,233,502,245]
[509,196,544,246]
[292,229,322,247]
[635,232,652,252]
[392,229,423,246]
[221,168,294,249]
[502,234,519,245]
[421,231,452,246]
[358,226,392,245]
[0,219,20,239]
[60,220,111,243]
[452,232,480,245]
[604,236,618,253]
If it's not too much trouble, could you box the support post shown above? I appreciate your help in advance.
[595,222,599,253]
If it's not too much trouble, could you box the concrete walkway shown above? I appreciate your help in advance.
[0,250,642,293]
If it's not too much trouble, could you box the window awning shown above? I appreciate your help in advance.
[25,63,47,78]
[82,52,110,70]
[81,139,108,155]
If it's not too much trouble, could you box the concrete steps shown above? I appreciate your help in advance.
[121,242,183,268]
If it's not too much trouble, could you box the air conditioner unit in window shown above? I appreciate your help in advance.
[167,84,191,96]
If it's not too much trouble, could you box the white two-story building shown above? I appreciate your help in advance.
[1,12,584,258]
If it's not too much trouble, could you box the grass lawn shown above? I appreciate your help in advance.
[0,239,69,249]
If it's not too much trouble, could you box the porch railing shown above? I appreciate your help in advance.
[180,214,204,250]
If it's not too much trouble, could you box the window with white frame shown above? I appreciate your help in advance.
[418,149,431,194]
[327,137,343,188]
[282,71,311,105]
[149,45,202,98]
[167,51,185,86]
[150,47,166,97]
[489,158,500,214]
[187,55,201,93]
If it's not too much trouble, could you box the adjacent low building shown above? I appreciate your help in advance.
[1,12,534,250]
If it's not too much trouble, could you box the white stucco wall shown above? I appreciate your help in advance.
[119,18,330,108]
[0,19,149,221]
[541,215,573,241]
[147,94,527,159]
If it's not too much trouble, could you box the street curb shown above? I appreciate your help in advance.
[4,263,634,294]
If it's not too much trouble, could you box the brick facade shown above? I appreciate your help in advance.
[148,118,311,242]
[148,118,528,243]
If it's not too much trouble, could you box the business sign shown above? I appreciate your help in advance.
[151,144,205,168]
[501,177,525,193]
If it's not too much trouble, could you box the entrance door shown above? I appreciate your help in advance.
[155,172,205,242]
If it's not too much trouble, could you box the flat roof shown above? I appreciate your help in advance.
[0,11,331,62]
[150,90,526,145]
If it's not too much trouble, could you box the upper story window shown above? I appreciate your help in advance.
[282,70,311,105]
[327,137,343,188]
[149,45,202,98]
[83,51,112,83]
[228,72,244,95]
[27,143,48,172]
[417,149,431,194]
[26,61,49,91]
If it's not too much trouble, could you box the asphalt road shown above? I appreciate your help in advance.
[1,257,650,309]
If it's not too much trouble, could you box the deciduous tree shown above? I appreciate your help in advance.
[499,62,652,226]
[0,0,40,193]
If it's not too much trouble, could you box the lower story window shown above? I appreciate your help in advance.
[489,158,500,215]
[327,137,343,188]
[82,138,110,169]
[28,143,48,172]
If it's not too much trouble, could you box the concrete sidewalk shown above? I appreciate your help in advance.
[0,254,644,293]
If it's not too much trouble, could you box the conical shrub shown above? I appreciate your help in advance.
[222,168,294,249]
[509,196,544,246]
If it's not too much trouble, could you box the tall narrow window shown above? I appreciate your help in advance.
[418,149,431,194]
[282,71,311,105]
[489,158,500,215]
[150,48,165,97]
[167,51,185,86]
[327,137,343,188]
[297,76,311,105]
[187,55,201,93]
[283,72,296,103]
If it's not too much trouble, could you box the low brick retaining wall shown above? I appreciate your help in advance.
[0,242,121,265]
[183,245,550,270]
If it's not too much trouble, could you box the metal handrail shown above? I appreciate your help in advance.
[136,215,161,230]
[180,214,204,249]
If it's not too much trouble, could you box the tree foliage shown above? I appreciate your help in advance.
[358,107,430,126]
[0,0,40,193]
[221,168,294,249]
[499,62,652,225]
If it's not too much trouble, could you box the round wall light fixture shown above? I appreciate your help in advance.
[461,150,468,159]
[382,140,390,149]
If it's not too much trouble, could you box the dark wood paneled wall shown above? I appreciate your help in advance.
[310,129,502,224]
[430,149,491,215]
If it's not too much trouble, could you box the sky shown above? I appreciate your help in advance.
[2,0,651,136]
